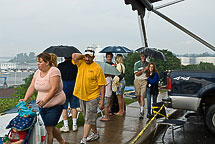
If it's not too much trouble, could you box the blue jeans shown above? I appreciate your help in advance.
[146,87,158,115]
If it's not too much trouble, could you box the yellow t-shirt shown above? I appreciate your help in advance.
[73,59,106,101]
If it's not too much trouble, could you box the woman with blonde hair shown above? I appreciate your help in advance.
[146,62,159,118]
[114,54,126,116]
[19,52,67,144]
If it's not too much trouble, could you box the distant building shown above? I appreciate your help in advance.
[178,57,215,65]
[0,63,16,69]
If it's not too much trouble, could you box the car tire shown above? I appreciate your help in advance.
[206,104,215,134]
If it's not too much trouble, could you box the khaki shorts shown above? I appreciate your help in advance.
[79,98,99,125]
[134,79,147,97]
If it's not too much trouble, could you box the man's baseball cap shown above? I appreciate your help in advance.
[84,47,95,57]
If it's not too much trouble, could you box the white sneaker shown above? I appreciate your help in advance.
[76,107,81,112]
[80,138,87,144]
[86,132,100,142]
[60,126,69,132]
[73,125,78,132]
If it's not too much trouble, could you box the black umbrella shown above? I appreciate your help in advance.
[43,45,81,57]
[136,47,167,61]
[99,46,132,53]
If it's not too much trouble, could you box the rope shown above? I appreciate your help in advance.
[130,104,165,144]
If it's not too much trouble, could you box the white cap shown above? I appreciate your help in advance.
[84,47,95,57]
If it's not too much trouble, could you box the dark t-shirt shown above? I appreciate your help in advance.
[58,60,78,81]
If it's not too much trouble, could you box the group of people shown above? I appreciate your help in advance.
[15,47,159,144]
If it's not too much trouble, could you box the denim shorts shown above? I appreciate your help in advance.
[39,105,63,126]
[63,80,80,109]
[116,80,126,95]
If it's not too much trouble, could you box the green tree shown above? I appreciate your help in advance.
[123,52,140,86]
[182,62,215,70]
[150,49,181,72]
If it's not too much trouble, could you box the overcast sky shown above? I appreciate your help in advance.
[0,0,214,57]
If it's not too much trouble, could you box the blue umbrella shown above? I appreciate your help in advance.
[99,46,132,53]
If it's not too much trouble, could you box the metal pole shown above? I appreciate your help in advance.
[140,15,148,47]
[154,0,184,10]
[152,9,215,51]
[137,15,145,47]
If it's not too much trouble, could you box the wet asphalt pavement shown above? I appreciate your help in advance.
[154,113,215,144]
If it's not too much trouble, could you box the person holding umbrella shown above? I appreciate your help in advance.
[58,57,80,132]
[72,47,106,144]
[134,52,148,119]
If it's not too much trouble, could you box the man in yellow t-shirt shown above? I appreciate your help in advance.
[72,47,106,144]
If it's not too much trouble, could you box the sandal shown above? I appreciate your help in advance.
[100,118,110,121]
[114,112,124,117]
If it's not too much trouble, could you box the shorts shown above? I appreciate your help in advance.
[39,105,63,126]
[116,80,126,95]
[134,79,147,97]
[79,98,99,125]
[104,97,111,108]
[63,80,80,109]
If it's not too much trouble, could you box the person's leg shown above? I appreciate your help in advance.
[153,93,158,105]
[85,99,100,142]
[72,108,78,122]
[91,125,97,134]
[72,108,78,131]
[116,94,124,114]
[62,109,69,125]
[83,124,92,138]
[139,80,147,117]
[115,80,125,116]
[45,126,54,144]
[53,127,66,144]
[61,81,69,131]
[101,97,110,121]
[146,87,151,115]
[134,79,141,106]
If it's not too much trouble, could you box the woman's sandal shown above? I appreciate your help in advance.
[114,112,124,117]
[100,117,110,121]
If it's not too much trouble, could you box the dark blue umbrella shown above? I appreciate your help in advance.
[44,45,81,57]
[99,46,132,53]
[136,47,167,61]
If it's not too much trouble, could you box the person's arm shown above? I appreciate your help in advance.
[72,53,85,64]
[19,77,36,102]
[11,139,24,144]
[99,85,105,110]
[135,66,148,76]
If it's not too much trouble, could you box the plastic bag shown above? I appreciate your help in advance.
[29,115,47,144]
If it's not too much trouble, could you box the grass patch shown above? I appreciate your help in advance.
[0,93,37,113]
[124,98,137,105]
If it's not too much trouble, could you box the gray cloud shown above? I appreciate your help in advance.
[0,0,214,57]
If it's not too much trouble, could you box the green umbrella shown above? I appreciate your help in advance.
[95,61,120,76]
